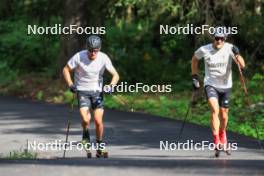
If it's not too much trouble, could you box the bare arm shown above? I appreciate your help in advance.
[191,55,199,75]
[107,68,119,85]
[62,65,74,87]
[234,54,246,69]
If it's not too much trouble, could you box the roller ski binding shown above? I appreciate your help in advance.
[82,129,92,158]
[96,140,108,158]
[81,139,92,158]
[222,143,231,156]
[219,130,231,157]
[214,145,221,158]
[214,144,231,158]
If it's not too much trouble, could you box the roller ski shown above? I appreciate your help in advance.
[214,144,231,158]
[214,147,221,158]
[81,129,92,158]
[221,143,231,156]
[219,130,231,156]
[214,131,231,158]
[81,139,92,158]
[96,140,108,158]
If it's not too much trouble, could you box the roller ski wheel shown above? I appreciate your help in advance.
[81,139,92,159]
[96,140,108,158]
[214,148,220,158]
[96,150,108,158]
[86,152,92,158]
[214,144,231,158]
[222,144,231,156]
[224,149,231,156]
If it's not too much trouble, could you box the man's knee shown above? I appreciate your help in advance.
[94,118,103,127]
[208,97,219,116]
[82,120,90,127]
[80,108,91,127]
[210,106,219,117]
[220,108,229,120]
[94,117,103,127]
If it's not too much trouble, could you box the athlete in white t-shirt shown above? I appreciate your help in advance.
[191,29,245,153]
[63,35,119,157]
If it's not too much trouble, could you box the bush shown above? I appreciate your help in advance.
[104,20,192,88]
[0,18,60,76]
[0,61,17,86]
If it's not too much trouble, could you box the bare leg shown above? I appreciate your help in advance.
[79,107,91,129]
[219,107,229,145]
[219,108,229,132]
[208,97,220,136]
[79,107,91,140]
[94,108,104,140]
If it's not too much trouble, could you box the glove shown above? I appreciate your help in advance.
[192,74,200,90]
[69,84,77,93]
[232,46,239,55]
[103,85,113,94]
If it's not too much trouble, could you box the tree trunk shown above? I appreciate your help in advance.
[58,0,86,76]
[58,0,111,78]
[1,0,13,19]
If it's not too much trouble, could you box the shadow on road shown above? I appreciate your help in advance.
[0,95,263,151]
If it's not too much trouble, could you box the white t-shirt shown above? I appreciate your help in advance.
[194,42,235,89]
[67,50,116,91]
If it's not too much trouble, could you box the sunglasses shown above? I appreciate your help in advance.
[88,49,100,53]
[215,37,225,41]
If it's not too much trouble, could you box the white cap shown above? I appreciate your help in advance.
[214,27,227,38]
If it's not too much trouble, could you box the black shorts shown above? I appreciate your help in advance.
[77,91,104,110]
[204,85,231,108]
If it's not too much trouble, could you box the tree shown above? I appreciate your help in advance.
[58,0,114,74]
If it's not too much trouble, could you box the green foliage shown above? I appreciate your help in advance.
[0,18,60,76]
[0,61,17,86]
[105,95,124,109]
[105,21,156,83]
[36,90,44,101]
[104,75,264,140]
[5,149,37,160]
[105,20,192,88]
[1,1,264,89]
[0,0,264,142]
[63,90,75,104]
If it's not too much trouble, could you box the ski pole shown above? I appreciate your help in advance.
[63,93,75,158]
[177,90,197,141]
[234,56,263,149]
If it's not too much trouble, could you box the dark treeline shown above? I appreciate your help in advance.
[0,0,263,87]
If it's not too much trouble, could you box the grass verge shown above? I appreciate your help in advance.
[0,73,263,140]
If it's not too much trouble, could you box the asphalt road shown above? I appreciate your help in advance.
[0,95,263,176]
